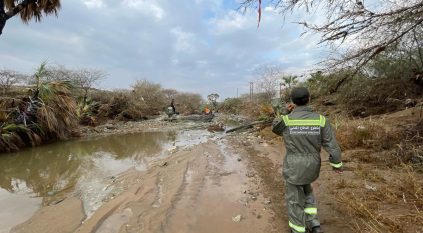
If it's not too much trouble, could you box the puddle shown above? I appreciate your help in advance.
[0,129,210,233]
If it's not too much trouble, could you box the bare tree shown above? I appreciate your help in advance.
[73,69,105,107]
[44,64,75,82]
[0,69,22,94]
[241,0,423,92]
[132,79,166,114]
[255,65,282,103]
[162,89,178,101]
[207,93,220,111]
[1,0,61,36]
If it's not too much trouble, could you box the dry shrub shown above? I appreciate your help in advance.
[260,104,274,118]
[173,92,202,115]
[380,122,423,167]
[341,120,423,168]
[93,81,202,119]
[338,77,419,116]
[333,164,423,233]
[132,80,166,115]
[219,97,243,115]
[335,117,388,150]
[95,91,142,120]
[36,81,79,140]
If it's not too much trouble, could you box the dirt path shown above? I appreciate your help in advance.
[11,131,353,233]
[230,133,353,233]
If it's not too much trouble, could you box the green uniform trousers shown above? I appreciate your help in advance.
[285,181,320,233]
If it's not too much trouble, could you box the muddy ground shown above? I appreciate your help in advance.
[10,120,353,233]
[8,107,423,233]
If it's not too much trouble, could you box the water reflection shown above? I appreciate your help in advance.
[0,131,176,199]
[0,129,212,232]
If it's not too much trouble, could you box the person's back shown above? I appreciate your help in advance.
[272,87,342,233]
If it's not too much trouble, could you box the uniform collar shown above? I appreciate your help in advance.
[292,106,312,113]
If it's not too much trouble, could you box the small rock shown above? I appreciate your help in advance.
[323,99,336,106]
[265,200,271,204]
[237,158,242,162]
[365,183,377,191]
[251,196,257,201]
[405,98,417,107]
[245,172,255,178]
[357,125,366,130]
[243,190,247,194]
[232,214,242,223]
[161,162,168,167]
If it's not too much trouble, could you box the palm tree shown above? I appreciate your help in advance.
[30,62,78,140]
[282,75,298,90]
[1,0,61,35]
[281,75,299,101]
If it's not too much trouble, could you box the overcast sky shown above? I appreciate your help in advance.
[0,0,328,98]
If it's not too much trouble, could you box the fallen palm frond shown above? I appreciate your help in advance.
[0,124,26,152]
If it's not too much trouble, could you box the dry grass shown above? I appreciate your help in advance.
[335,190,403,233]
[331,115,423,233]
[335,116,423,167]
[334,179,356,189]
[333,164,423,233]
[334,116,390,150]
[353,164,386,182]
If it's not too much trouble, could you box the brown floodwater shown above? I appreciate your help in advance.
[0,129,211,233]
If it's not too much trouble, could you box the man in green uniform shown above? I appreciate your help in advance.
[272,87,343,233]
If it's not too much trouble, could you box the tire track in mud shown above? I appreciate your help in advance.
[24,138,277,233]
[160,152,209,233]
[150,139,272,233]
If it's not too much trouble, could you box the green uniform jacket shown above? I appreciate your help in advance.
[272,106,342,185]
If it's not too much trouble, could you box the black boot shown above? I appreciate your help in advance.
[311,226,323,233]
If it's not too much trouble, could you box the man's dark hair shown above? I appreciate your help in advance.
[291,87,310,106]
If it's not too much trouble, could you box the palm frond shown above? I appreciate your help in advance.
[4,0,61,23]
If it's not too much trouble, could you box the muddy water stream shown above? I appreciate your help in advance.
[0,129,210,233]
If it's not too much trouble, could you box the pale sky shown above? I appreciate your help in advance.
[0,0,328,98]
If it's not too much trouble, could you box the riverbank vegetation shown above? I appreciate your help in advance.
[217,45,423,232]
[0,63,204,153]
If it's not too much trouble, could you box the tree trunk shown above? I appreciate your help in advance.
[225,119,272,133]
[0,1,6,35]
[0,0,37,36]
[80,89,88,114]
[413,30,423,70]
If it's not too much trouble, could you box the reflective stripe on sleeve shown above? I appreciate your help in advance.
[330,162,343,168]
[319,115,326,127]
[282,115,289,126]
[304,207,317,215]
[289,221,306,232]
